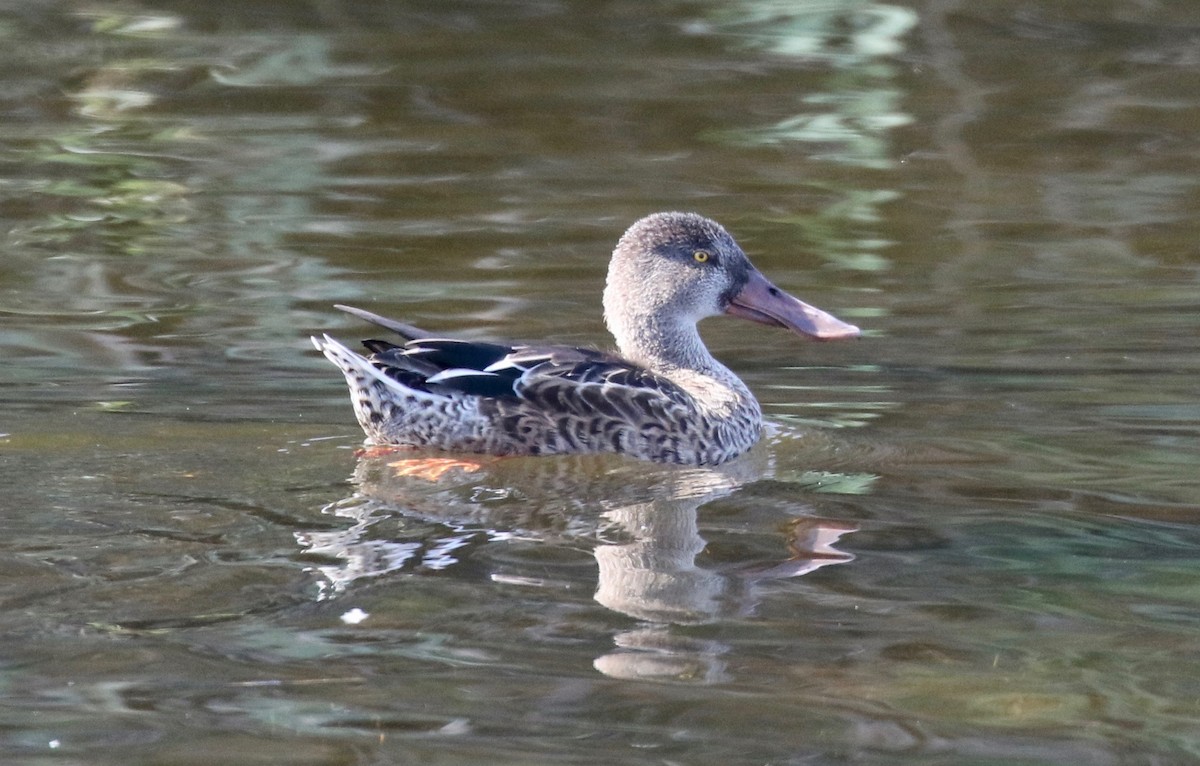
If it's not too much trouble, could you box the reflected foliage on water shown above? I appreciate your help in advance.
[1,0,1199,763]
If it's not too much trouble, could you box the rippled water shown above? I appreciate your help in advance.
[2,1,1199,763]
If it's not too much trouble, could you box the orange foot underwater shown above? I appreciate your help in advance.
[386,456,490,481]
[353,446,496,480]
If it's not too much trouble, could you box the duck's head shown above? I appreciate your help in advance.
[603,212,859,362]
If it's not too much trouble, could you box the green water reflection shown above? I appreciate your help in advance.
[1,0,1199,764]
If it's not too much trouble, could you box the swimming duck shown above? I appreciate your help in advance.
[312,212,860,466]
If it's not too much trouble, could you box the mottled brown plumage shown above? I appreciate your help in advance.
[313,212,859,465]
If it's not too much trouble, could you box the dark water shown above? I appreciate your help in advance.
[2,1,1199,763]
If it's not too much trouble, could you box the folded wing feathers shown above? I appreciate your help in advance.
[349,334,690,418]
[424,368,518,398]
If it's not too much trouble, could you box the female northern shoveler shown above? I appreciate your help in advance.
[312,212,860,466]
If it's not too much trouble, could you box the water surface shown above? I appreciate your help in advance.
[2,1,1199,763]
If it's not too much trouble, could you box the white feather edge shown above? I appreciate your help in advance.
[311,334,425,396]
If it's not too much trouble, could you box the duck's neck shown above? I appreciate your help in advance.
[608,309,714,373]
[607,309,762,435]
[602,275,757,413]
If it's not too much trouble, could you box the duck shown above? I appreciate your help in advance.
[312,212,860,466]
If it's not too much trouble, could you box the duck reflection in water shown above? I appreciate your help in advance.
[297,447,860,683]
[306,211,864,680]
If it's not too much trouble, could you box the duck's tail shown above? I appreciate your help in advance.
[334,304,437,341]
[312,334,399,392]
[312,334,420,443]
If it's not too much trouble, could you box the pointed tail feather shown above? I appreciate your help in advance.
[334,304,437,341]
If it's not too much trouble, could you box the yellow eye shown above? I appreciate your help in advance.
[693,250,710,263]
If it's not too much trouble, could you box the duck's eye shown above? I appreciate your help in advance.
[692,250,711,264]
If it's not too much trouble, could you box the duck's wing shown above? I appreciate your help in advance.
[332,304,528,396]
[512,351,695,415]
[331,303,696,434]
[355,337,520,397]
[359,335,692,414]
